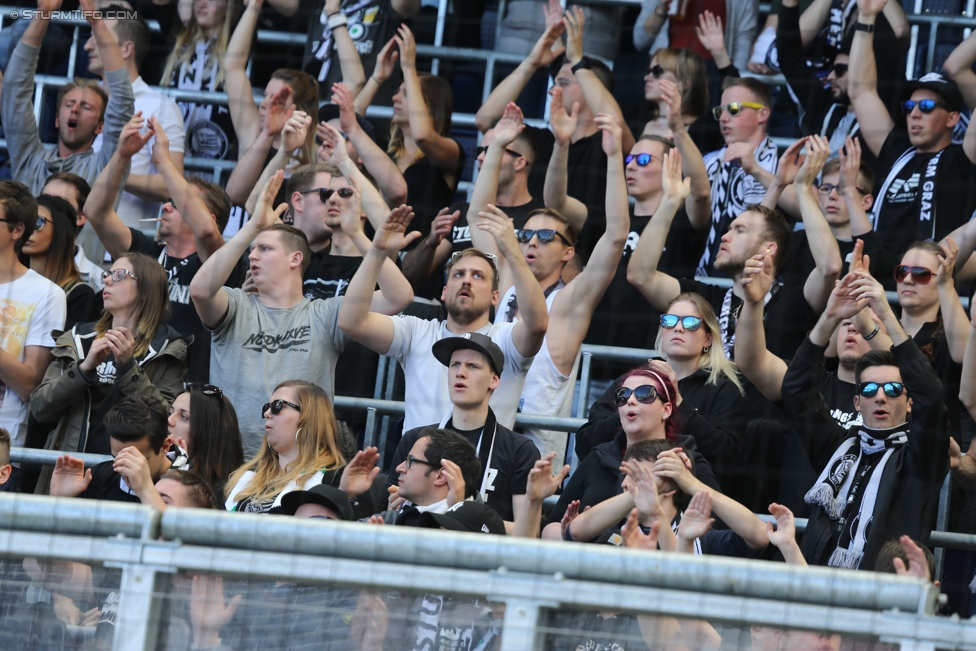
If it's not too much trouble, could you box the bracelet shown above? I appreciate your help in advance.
[862,323,881,341]
[853,21,874,33]
[327,12,348,30]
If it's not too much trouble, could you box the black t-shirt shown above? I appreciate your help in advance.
[820,372,861,431]
[78,460,142,503]
[128,228,248,383]
[448,198,546,254]
[679,279,817,361]
[913,317,974,440]
[303,249,378,425]
[781,228,889,288]
[874,132,976,259]
[584,206,705,380]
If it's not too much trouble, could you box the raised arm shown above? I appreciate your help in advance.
[396,26,461,169]
[512,453,570,539]
[798,0,833,49]
[319,123,393,232]
[354,37,399,115]
[400,208,456,290]
[839,137,875,237]
[224,0,264,154]
[562,7,635,152]
[331,82,408,205]
[547,115,629,373]
[964,98,976,164]
[766,503,807,565]
[227,86,293,208]
[149,117,223,261]
[190,172,287,328]
[848,0,896,157]
[337,206,420,353]
[634,0,670,53]
[242,111,311,215]
[324,0,366,94]
[626,150,688,311]
[936,238,971,364]
[956,294,976,487]
[659,79,710,232]
[795,136,843,312]
[943,30,976,111]
[474,14,565,132]
[734,253,788,401]
[476,207,548,358]
[695,11,733,70]
[543,90,588,230]
[83,114,152,257]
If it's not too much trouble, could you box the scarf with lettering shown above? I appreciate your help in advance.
[804,424,909,569]
[871,147,943,238]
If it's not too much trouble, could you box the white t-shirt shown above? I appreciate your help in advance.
[95,76,186,229]
[494,286,579,466]
[0,269,66,446]
[386,317,533,432]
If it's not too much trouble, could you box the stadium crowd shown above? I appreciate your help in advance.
[0,0,974,647]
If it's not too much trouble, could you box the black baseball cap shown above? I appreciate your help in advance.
[432,332,504,377]
[318,104,377,141]
[280,484,355,521]
[902,72,965,113]
[418,500,507,535]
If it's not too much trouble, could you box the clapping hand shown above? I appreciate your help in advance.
[548,88,579,146]
[677,491,714,542]
[525,452,571,503]
[372,205,421,253]
[339,447,381,497]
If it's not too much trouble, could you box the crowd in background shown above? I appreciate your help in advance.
[0,0,973,648]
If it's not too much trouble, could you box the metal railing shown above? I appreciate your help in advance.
[2,492,973,651]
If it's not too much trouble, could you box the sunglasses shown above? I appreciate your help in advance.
[857,381,905,398]
[101,269,138,283]
[474,145,524,159]
[894,265,934,284]
[448,250,499,267]
[831,63,849,77]
[660,314,703,331]
[304,187,355,202]
[625,153,661,167]
[615,384,663,407]
[712,101,765,120]
[405,454,438,470]
[190,383,223,400]
[818,183,869,196]
[262,399,301,417]
[516,228,571,245]
[35,215,54,232]
[646,64,668,78]
[902,99,947,114]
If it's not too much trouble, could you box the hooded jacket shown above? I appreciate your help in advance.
[30,321,188,457]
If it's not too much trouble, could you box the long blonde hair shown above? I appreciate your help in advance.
[94,253,169,359]
[655,292,745,396]
[161,0,243,89]
[226,380,346,506]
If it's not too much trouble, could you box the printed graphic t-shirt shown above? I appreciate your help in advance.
[209,289,350,455]
[0,270,66,447]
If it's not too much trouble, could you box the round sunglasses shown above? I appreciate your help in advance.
[262,399,301,417]
[660,314,703,331]
[902,99,947,114]
[857,381,904,398]
[516,229,572,245]
[712,101,764,120]
[894,265,934,284]
[625,153,662,167]
[615,384,662,407]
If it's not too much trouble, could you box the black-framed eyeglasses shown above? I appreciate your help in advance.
[35,215,54,232]
[101,269,138,283]
[304,187,355,203]
[646,63,668,79]
[818,183,869,196]
[857,381,905,398]
[830,63,849,78]
[405,454,438,470]
[894,265,934,284]
[190,383,223,400]
[902,99,946,114]
[712,101,765,120]
[262,399,302,417]
[516,229,571,245]
[615,384,662,407]
[660,314,703,331]
[625,153,661,167]
[474,145,524,159]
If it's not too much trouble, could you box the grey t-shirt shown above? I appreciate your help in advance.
[209,288,350,455]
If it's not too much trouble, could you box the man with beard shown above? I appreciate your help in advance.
[1,0,134,195]
[628,148,837,361]
[339,204,548,431]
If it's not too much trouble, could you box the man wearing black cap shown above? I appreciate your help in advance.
[280,483,357,521]
[418,499,508,536]
[387,334,541,527]
[850,0,976,272]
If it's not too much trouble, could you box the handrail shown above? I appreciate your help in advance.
[0,492,158,540]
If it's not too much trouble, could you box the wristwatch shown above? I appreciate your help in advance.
[853,21,875,33]
[571,57,592,74]
[327,12,348,30]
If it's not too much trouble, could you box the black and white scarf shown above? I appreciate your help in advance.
[871,146,943,237]
[697,137,779,276]
[804,425,909,569]
[718,283,779,359]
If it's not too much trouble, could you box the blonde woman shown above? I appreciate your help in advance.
[32,253,188,457]
[225,380,346,513]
